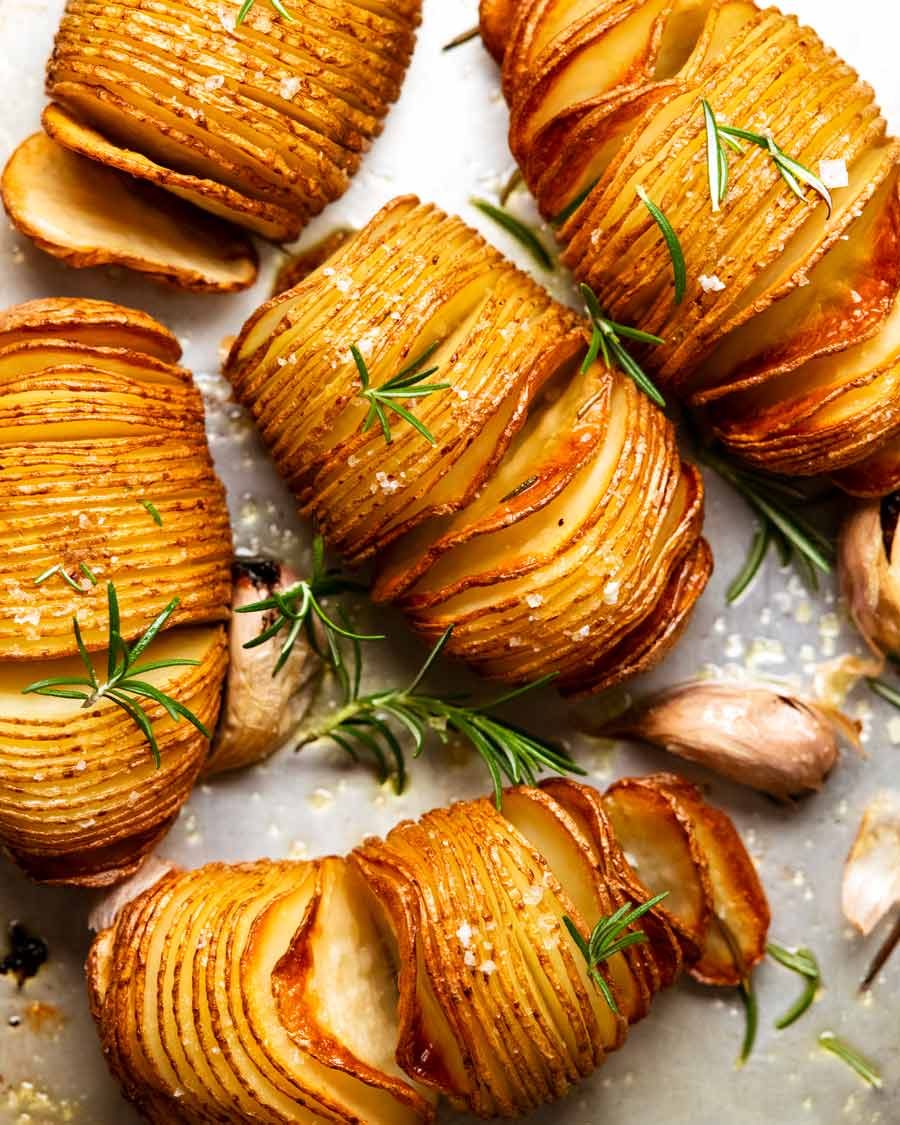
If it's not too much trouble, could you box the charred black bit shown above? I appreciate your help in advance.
[880,492,900,557]
[232,557,282,592]
[0,922,48,987]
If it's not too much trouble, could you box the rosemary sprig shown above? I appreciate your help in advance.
[352,342,450,446]
[235,0,293,25]
[500,475,539,504]
[237,535,380,677]
[21,583,208,768]
[867,677,900,712]
[471,198,554,271]
[699,446,834,598]
[701,100,833,217]
[738,976,758,1065]
[296,626,582,804]
[767,942,820,1029]
[551,178,599,227]
[818,1032,882,1089]
[140,500,163,526]
[636,186,686,304]
[579,283,666,408]
[499,169,524,206]
[34,562,97,594]
[563,893,669,1013]
[443,25,479,51]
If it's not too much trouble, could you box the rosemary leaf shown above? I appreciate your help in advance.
[442,25,479,51]
[550,178,599,227]
[565,893,669,1014]
[636,186,686,304]
[500,475,539,504]
[294,626,582,803]
[819,1032,882,1089]
[727,523,771,603]
[21,582,207,767]
[140,500,163,526]
[578,284,666,407]
[767,942,820,1029]
[471,198,554,271]
[352,343,450,446]
[738,976,758,1065]
[235,0,294,25]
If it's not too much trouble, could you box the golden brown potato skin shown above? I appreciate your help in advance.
[0,298,232,885]
[88,776,769,1122]
[226,196,710,696]
[489,0,900,493]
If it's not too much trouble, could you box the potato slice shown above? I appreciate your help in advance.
[43,102,298,241]
[2,132,257,291]
[225,196,709,694]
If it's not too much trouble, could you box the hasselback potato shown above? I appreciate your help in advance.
[486,0,900,494]
[1,0,421,290]
[89,774,769,1122]
[0,298,232,885]
[226,196,711,696]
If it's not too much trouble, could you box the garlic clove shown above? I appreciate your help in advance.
[207,558,321,775]
[599,681,855,799]
[839,496,900,657]
[843,791,900,936]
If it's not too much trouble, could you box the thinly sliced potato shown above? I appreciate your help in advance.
[2,132,257,292]
[89,779,768,1119]
[490,0,900,486]
[226,196,709,694]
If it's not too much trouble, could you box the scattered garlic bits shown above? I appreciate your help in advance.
[489,1,900,492]
[0,298,230,885]
[226,197,710,696]
[843,790,900,935]
[0,0,421,290]
[88,776,769,1120]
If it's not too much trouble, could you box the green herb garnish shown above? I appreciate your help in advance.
[636,186,686,304]
[21,583,208,768]
[500,475,539,503]
[579,283,666,407]
[499,168,524,206]
[295,626,581,804]
[33,563,95,594]
[442,25,479,51]
[701,100,833,217]
[550,178,600,227]
[140,500,163,526]
[564,893,669,1013]
[352,342,450,446]
[819,1032,882,1089]
[237,534,381,677]
[471,198,554,271]
[699,447,834,598]
[235,0,293,25]
[767,943,820,1029]
[738,976,759,1065]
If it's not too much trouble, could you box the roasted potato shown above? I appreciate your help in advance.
[1,0,421,290]
[488,0,900,491]
[89,776,769,1121]
[225,196,711,696]
[0,298,232,885]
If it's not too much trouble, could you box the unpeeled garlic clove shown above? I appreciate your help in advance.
[600,681,855,799]
[207,559,321,776]
[843,791,900,936]
[839,495,900,658]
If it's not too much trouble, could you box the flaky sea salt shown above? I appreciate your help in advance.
[280,76,301,100]
[819,158,849,189]
[525,593,543,608]
[456,922,472,947]
[699,274,726,293]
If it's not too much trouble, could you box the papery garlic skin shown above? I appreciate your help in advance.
[843,791,900,935]
[839,499,900,657]
[603,683,848,799]
[206,559,320,775]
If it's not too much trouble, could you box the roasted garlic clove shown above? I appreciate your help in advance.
[839,496,900,657]
[601,682,855,799]
[843,791,900,935]
[206,559,321,776]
